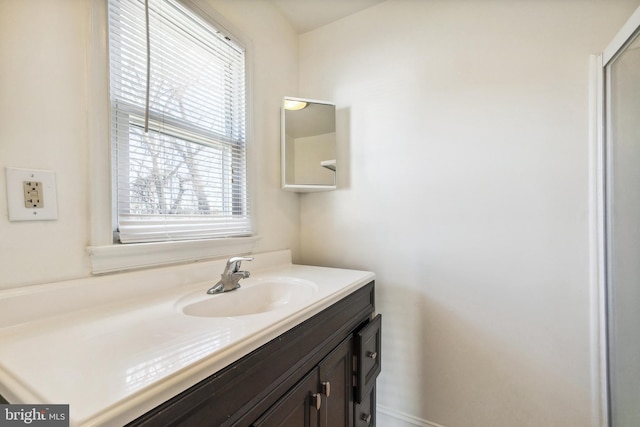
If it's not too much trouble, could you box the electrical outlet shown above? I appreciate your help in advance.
[23,181,44,208]
[5,168,58,221]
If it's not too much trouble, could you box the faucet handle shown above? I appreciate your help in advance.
[227,256,254,272]
[228,256,254,264]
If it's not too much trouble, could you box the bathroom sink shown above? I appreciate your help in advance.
[180,277,318,318]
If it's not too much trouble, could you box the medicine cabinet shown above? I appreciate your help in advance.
[281,97,336,192]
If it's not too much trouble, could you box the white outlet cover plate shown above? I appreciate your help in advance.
[5,167,58,221]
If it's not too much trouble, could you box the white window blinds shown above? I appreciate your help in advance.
[108,0,250,244]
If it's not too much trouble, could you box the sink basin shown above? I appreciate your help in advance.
[180,277,318,318]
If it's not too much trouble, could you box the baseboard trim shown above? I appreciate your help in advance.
[378,405,446,427]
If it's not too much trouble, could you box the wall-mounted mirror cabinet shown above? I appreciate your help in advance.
[281,97,336,192]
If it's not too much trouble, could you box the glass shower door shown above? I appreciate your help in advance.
[604,14,640,427]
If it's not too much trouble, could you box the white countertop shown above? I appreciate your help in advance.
[0,250,374,426]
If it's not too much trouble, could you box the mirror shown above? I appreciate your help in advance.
[281,97,336,192]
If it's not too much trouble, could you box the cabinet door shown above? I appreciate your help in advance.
[319,335,354,427]
[355,314,382,403]
[252,368,321,427]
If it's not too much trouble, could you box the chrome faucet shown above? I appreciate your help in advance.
[207,256,254,294]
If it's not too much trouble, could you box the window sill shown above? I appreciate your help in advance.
[86,236,261,275]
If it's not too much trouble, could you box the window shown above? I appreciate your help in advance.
[107,0,250,244]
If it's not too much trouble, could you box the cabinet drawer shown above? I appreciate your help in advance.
[355,314,381,403]
[355,387,375,427]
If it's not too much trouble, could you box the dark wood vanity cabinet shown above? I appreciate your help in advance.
[254,334,355,427]
[127,281,381,427]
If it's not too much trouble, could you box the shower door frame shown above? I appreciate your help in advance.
[592,5,640,427]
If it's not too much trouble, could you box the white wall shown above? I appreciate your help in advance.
[0,0,91,288]
[297,1,640,426]
[0,0,300,289]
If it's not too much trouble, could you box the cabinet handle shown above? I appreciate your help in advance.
[312,393,322,410]
[322,381,331,397]
[361,413,372,425]
[367,351,377,360]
